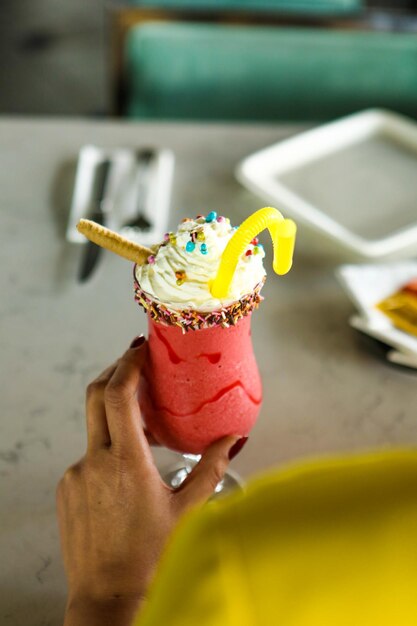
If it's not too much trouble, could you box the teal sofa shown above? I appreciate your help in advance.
[120,0,362,15]
[123,23,417,122]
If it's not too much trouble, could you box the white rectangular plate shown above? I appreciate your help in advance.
[237,109,417,259]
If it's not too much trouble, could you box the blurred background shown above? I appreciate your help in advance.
[1,0,417,120]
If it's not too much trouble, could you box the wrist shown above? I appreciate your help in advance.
[64,594,145,626]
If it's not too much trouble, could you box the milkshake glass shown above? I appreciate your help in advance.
[77,208,296,491]
[134,209,295,469]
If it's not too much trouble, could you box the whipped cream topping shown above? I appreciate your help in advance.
[135,214,266,312]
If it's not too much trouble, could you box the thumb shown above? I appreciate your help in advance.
[175,436,248,510]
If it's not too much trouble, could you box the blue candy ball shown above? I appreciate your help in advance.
[200,243,208,255]
[186,241,196,252]
[205,211,217,223]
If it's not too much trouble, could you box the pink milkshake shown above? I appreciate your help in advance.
[134,212,267,454]
[137,295,263,454]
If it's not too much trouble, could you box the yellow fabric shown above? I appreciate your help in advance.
[135,449,417,625]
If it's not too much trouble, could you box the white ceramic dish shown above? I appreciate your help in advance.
[350,314,417,358]
[387,350,417,369]
[336,261,417,357]
[237,109,417,259]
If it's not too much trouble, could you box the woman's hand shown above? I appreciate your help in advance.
[57,337,245,626]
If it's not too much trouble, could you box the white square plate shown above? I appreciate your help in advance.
[237,109,417,259]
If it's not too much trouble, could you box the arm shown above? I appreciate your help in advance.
[56,336,244,626]
[63,597,143,626]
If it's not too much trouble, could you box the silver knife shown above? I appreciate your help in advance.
[78,159,112,282]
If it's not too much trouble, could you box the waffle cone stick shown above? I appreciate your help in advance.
[76,219,154,265]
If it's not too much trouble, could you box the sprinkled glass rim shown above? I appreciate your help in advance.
[133,264,265,332]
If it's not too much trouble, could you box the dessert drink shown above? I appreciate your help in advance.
[134,213,266,452]
[77,208,296,454]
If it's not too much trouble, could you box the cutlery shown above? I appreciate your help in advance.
[122,149,155,231]
[78,158,112,282]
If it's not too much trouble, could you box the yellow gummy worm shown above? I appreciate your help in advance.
[210,207,296,299]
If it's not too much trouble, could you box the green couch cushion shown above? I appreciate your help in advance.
[124,23,417,122]
[121,0,362,15]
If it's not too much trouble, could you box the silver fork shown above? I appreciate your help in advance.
[122,149,155,231]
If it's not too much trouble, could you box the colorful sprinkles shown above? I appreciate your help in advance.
[175,270,186,286]
[205,211,217,223]
[134,270,265,333]
[184,219,216,255]
[156,215,265,265]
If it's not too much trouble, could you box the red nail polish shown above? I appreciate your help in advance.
[228,437,248,460]
[130,335,145,349]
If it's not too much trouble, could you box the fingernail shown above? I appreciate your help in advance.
[130,335,145,349]
[228,437,248,460]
